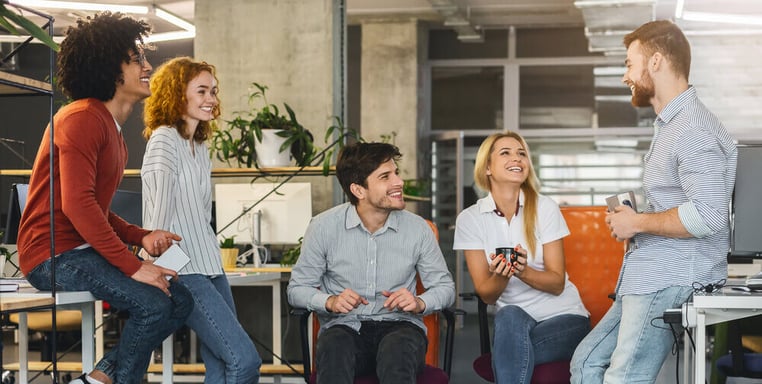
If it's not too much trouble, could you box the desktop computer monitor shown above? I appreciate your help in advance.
[214,182,312,245]
[730,144,762,260]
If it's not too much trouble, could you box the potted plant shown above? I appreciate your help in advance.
[280,237,303,266]
[211,82,316,168]
[219,235,239,269]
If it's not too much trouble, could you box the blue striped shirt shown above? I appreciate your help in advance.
[141,126,223,275]
[617,87,737,295]
[287,203,455,333]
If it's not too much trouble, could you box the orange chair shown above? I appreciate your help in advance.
[561,205,624,327]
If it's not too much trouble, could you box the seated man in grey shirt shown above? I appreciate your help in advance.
[288,142,455,384]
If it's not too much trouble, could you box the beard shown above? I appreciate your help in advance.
[368,193,406,213]
[630,70,655,108]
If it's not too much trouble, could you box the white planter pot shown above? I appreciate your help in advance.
[256,129,291,167]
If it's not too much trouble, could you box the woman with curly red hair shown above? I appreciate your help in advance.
[141,57,262,383]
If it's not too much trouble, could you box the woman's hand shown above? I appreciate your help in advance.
[141,230,182,256]
[488,251,516,278]
[512,244,528,278]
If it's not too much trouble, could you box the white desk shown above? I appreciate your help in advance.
[0,288,99,384]
[682,287,762,384]
[159,271,283,384]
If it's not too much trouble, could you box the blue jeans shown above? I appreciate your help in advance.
[316,321,428,384]
[570,286,693,383]
[26,248,193,384]
[177,274,261,383]
[493,305,590,384]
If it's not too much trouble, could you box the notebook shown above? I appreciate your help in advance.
[606,191,637,212]
[154,244,190,279]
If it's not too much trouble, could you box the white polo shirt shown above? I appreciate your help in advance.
[454,192,589,321]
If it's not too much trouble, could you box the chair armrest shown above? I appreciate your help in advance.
[290,307,311,317]
[440,307,466,377]
[289,307,313,383]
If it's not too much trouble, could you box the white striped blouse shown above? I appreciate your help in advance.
[141,126,223,276]
[617,87,737,295]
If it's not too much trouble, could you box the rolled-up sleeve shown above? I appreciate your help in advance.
[676,128,734,238]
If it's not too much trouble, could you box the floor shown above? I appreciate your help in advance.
[1,310,758,384]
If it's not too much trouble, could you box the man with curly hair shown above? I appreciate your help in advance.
[17,12,193,384]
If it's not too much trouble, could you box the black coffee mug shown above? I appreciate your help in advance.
[495,247,518,265]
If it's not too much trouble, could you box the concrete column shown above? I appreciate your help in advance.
[194,0,338,213]
[360,20,425,183]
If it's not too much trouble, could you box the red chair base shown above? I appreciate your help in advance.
[309,364,449,384]
[473,353,571,384]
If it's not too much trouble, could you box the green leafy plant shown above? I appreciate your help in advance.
[281,237,303,266]
[0,3,59,52]
[219,235,237,249]
[211,82,316,168]
[320,116,362,175]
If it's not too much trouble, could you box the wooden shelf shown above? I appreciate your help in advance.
[0,71,53,96]
[1,166,336,178]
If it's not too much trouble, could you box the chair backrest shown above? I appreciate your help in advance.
[111,189,142,226]
[2,183,28,244]
[561,206,623,327]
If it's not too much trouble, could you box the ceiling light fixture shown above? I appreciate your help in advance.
[3,1,195,43]
[679,11,762,27]
[153,6,195,33]
[8,0,148,14]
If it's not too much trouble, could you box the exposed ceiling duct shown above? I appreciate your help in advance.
[428,0,483,42]
[574,0,655,55]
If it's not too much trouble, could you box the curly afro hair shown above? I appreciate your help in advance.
[56,12,151,101]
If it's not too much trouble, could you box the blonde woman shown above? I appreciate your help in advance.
[453,132,589,384]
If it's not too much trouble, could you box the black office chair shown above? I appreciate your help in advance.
[715,318,762,380]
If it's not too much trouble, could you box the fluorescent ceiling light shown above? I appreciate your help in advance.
[680,10,762,27]
[154,6,195,33]
[146,30,195,43]
[4,1,195,42]
[8,0,148,14]
[574,0,653,8]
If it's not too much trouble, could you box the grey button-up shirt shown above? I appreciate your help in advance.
[287,203,455,334]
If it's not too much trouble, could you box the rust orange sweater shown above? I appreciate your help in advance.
[18,99,149,276]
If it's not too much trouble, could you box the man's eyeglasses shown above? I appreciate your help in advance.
[130,52,147,67]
